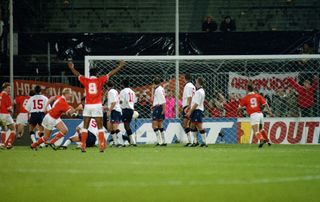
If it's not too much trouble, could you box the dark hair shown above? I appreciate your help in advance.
[185,74,192,81]
[89,68,98,76]
[153,77,161,85]
[247,84,254,92]
[122,79,130,88]
[29,90,35,96]
[107,80,114,88]
[197,77,204,86]
[34,86,42,94]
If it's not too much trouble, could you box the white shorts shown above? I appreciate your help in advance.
[250,112,264,126]
[83,104,103,117]
[42,114,62,130]
[16,113,28,125]
[0,113,14,126]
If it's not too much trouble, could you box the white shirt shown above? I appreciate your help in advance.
[153,86,166,107]
[26,95,50,113]
[191,88,205,111]
[120,88,136,110]
[107,89,121,112]
[182,82,196,107]
[77,119,105,136]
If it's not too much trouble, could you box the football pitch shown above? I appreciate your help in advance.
[1,144,320,202]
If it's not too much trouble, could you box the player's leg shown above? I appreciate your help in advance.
[113,123,124,147]
[5,115,16,149]
[158,120,166,146]
[182,117,192,146]
[94,116,106,152]
[49,120,68,148]
[0,122,6,148]
[190,122,199,146]
[259,119,271,146]
[31,128,51,150]
[152,120,162,146]
[124,121,136,146]
[196,123,207,147]
[80,116,90,152]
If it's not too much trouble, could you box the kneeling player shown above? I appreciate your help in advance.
[238,84,272,148]
[186,77,207,147]
[31,88,75,150]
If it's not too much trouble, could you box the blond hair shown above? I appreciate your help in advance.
[62,88,72,95]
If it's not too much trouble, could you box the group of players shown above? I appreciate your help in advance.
[0,59,273,151]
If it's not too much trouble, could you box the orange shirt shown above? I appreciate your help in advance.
[239,93,266,116]
[49,96,71,119]
[15,95,29,113]
[0,91,12,114]
[79,75,109,104]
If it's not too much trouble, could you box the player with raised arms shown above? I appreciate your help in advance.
[31,88,76,150]
[186,77,207,147]
[0,83,16,149]
[237,84,273,148]
[26,86,50,144]
[151,77,167,146]
[181,73,196,146]
[68,59,125,152]
[119,79,137,146]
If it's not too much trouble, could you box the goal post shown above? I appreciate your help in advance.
[85,55,320,143]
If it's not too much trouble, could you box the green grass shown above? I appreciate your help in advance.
[1,144,320,202]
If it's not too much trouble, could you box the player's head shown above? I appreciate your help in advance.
[303,79,311,88]
[34,86,42,94]
[153,77,161,85]
[29,90,35,96]
[1,82,11,92]
[185,73,192,82]
[62,88,73,99]
[247,84,254,92]
[196,77,204,88]
[89,68,98,76]
[122,79,130,88]
[107,80,114,88]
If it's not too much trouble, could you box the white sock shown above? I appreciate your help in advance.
[129,135,136,145]
[155,130,162,144]
[160,130,166,144]
[112,133,118,145]
[117,132,124,145]
[63,139,71,147]
[186,132,192,143]
[201,132,207,144]
[31,134,36,143]
[193,131,198,144]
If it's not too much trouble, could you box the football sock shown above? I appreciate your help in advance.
[6,131,16,146]
[127,129,136,144]
[1,131,6,144]
[30,131,36,143]
[200,130,206,144]
[80,129,88,148]
[98,129,106,149]
[50,132,64,144]
[159,128,166,144]
[33,136,48,147]
[185,128,191,143]
[63,139,72,147]
[154,128,161,144]
[256,132,263,141]
[111,131,118,145]
[192,129,198,143]
[116,129,124,145]
[260,130,269,142]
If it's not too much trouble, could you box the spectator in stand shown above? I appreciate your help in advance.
[286,86,300,117]
[165,89,181,119]
[220,16,236,32]
[202,16,217,32]
[136,91,151,118]
[224,93,239,118]
[208,101,221,118]
[301,43,314,54]
[272,88,287,117]
[288,76,319,117]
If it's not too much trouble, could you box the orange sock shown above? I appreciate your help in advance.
[260,130,269,142]
[1,131,6,144]
[256,132,264,141]
[32,136,48,148]
[50,132,64,144]
[5,132,16,146]
[98,130,105,150]
[81,130,88,148]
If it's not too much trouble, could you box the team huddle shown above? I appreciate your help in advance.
[0,60,273,151]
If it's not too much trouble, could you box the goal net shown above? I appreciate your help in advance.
[85,55,320,144]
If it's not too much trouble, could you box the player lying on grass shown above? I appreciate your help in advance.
[237,84,273,148]
[186,77,207,147]
[31,88,76,150]
[58,118,107,149]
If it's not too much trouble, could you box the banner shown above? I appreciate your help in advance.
[238,118,320,144]
[228,72,299,96]
[14,80,85,107]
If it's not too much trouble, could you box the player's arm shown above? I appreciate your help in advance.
[65,107,76,116]
[67,60,81,77]
[45,96,57,112]
[263,103,273,117]
[108,60,125,77]
[109,102,116,112]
